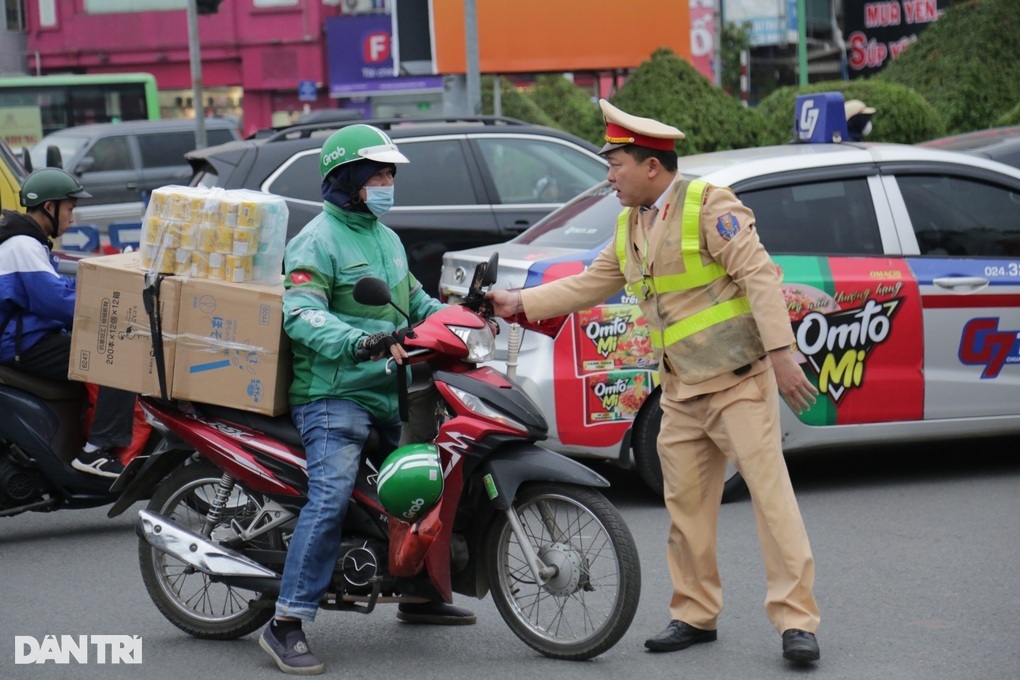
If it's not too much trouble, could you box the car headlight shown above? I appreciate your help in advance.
[447,324,495,362]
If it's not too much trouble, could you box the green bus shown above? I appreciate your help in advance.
[0,72,160,152]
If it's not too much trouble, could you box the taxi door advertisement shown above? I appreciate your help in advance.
[776,256,924,426]
[543,254,926,448]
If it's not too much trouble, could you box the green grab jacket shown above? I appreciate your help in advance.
[282,202,444,417]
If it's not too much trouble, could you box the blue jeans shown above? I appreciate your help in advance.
[275,398,401,622]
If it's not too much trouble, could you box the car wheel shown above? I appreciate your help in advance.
[631,389,748,503]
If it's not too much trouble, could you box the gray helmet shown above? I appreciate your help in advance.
[20,168,91,208]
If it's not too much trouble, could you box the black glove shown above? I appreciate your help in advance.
[354,331,399,362]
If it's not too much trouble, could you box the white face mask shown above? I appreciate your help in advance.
[862,121,873,138]
[364,185,394,218]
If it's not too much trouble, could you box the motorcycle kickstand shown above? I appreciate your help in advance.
[503,507,558,586]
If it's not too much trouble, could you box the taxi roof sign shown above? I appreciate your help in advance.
[794,92,849,144]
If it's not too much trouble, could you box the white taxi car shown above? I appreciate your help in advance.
[440,139,1020,500]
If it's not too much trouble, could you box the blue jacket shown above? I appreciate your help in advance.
[0,210,77,363]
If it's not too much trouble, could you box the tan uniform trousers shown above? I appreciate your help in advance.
[658,367,820,634]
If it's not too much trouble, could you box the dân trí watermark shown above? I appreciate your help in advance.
[15,635,142,665]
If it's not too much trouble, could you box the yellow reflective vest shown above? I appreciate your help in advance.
[615,179,765,384]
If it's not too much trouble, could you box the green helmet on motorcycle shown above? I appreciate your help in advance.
[319,124,409,180]
[19,168,91,208]
[377,443,444,523]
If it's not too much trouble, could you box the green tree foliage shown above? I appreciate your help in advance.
[609,47,765,155]
[757,79,944,145]
[876,0,1020,134]
[528,74,605,145]
[996,102,1020,127]
[480,75,604,144]
[480,76,560,128]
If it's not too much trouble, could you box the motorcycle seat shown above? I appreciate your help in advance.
[195,402,304,449]
[0,365,85,402]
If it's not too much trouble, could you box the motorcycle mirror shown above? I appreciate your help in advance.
[354,276,413,327]
[468,251,498,295]
[353,277,392,307]
[481,252,499,287]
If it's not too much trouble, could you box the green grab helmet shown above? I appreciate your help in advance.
[20,168,91,208]
[377,443,444,523]
[319,124,409,180]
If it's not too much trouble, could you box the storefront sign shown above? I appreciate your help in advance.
[723,0,798,47]
[0,107,43,151]
[844,0,949,77]
[325,15,443,97]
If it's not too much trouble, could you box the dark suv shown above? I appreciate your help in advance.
[186,116,608,293]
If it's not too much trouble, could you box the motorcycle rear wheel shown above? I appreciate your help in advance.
[138,461,280,639]
[486,483,640,660]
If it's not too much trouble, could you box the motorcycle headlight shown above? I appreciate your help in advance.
[447,324,495,362]
[446,385,528,434]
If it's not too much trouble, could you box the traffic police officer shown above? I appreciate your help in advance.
[487,100,822,662]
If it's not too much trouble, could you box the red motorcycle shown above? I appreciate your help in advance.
[112,255,640,660]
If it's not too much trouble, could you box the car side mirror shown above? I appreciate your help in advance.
[75,156,95,175]
[46,145,62,169]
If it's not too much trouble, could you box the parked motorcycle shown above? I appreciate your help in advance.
[0,365,166,518]
[116,254,641,660]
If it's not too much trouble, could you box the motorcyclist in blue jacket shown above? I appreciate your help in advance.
[0,168,135,478]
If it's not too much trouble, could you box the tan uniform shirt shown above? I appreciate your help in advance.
[521,175,795,401]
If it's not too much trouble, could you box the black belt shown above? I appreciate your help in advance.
[662,354,765,376]
[733,355,767,376]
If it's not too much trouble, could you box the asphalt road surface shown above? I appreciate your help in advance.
[2,439,1018,680]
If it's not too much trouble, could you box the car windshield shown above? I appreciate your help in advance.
[513,183,622,249]
[29,134,90,170]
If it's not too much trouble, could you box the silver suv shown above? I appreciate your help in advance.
[30,118,240,231]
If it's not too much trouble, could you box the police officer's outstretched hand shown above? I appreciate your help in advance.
[485,289,523,319]
[770,348,817,415]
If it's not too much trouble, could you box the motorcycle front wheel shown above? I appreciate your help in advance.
[138,461,281,639]
[486,483,641,660]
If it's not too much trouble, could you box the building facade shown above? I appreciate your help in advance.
[20,0,343,135]
[17,0,692,135]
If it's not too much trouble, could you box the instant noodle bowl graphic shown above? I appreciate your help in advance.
[617,375,648,417]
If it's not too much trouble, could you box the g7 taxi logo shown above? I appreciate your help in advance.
[959,318,1020,379]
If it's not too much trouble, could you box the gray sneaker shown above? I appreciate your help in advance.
[259,623,324,675]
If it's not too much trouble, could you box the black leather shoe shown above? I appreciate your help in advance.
[782,629,820,662]
[644,620,717,652]
[397,601,476,625]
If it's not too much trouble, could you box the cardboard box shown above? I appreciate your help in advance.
[70,252,181,396]
[173,277,290,416]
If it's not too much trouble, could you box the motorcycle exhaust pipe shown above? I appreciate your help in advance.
[136,509,281,581]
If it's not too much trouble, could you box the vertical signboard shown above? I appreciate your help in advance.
[689,0,716,81]
[843,0,949,77]
[325,15,443,97]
